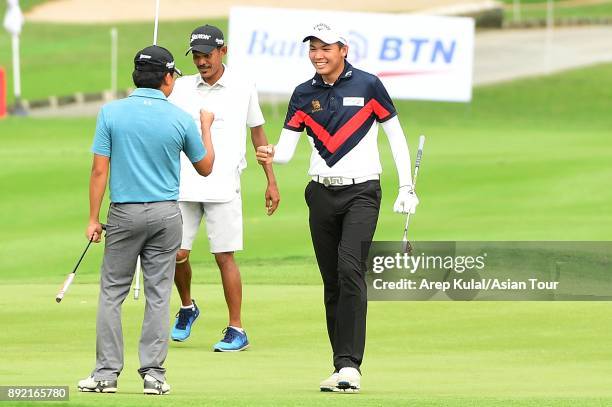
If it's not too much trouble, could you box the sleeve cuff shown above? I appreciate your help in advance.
[248,120,265,128]
[92,149,110,157]
[378,111,398,123]
[189,150,206,164]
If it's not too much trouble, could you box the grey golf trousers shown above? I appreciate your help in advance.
[92,201,182,382]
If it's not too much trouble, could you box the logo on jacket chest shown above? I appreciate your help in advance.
[311,99,323,113]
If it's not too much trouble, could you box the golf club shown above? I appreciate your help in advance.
[56,224,106,303]
[402,135,425,253]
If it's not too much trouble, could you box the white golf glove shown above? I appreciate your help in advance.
[393,186,419,214]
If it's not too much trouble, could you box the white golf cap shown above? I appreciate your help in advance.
[302,23,347,45]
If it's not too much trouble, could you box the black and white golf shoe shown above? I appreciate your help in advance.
[143,374,171,395]
[77,376,117,393]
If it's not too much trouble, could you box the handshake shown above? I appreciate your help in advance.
[256,144,275,165]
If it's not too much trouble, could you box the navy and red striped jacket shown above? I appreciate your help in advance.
[283,62,397,167]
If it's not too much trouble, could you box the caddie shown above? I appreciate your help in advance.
[256,23,419,393]
[168,24,280,351]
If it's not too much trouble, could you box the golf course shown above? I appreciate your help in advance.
[1,8,612,407]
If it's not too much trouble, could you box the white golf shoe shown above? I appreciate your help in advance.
[337,367,360,392]
[143,374,170,395]
[319,372,339,392]
[77,376,117,393]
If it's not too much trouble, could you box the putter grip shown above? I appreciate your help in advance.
[415,135,425,167]
[56,273,75,303]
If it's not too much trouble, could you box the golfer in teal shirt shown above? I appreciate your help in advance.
[78,45,215,396]
[92,87,208,203]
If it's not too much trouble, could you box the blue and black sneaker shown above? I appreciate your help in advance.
[213,326,249,352]
[171,300,200,342]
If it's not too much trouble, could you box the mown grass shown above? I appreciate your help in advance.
[0,46,611,407]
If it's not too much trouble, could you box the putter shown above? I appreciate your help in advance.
[402,135,425,254]
[56,224,106,303]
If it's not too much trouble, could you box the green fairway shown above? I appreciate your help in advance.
[1,56,612,405]
[1,63,611,284]
[1,285,612,406]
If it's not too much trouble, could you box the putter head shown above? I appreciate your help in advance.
[402,240,413,255]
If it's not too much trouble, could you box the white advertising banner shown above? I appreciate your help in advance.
[228,7,475,102]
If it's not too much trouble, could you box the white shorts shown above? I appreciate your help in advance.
[179,195,243,253]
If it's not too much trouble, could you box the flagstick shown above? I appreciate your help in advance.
[132,0,162,301]
[110,27,118,99]
[153,0,160,45]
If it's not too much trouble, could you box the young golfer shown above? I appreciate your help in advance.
[256,23,419,392]
[168,25,279,351]
[79,45,214,395]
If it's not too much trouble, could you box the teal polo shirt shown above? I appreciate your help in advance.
[92,88,206,203]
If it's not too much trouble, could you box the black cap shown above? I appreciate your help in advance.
[134,45,182,76]
[185,25,225,55]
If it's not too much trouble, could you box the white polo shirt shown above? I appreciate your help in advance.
[169,66,265,202]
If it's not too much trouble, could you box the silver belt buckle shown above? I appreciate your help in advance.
[322,176,343,187]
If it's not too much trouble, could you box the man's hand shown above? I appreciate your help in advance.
[393,186,419,214]
[200,109,215,130]
[265,183,280,215]
[86,221,103,243]
[256,144,275,165]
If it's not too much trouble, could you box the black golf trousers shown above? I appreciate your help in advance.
[305,179,381,372]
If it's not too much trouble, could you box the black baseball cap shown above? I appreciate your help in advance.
[185,24,225,55]
[134,45,182,76]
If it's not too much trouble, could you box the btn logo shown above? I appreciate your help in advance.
[311,100,323,113]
